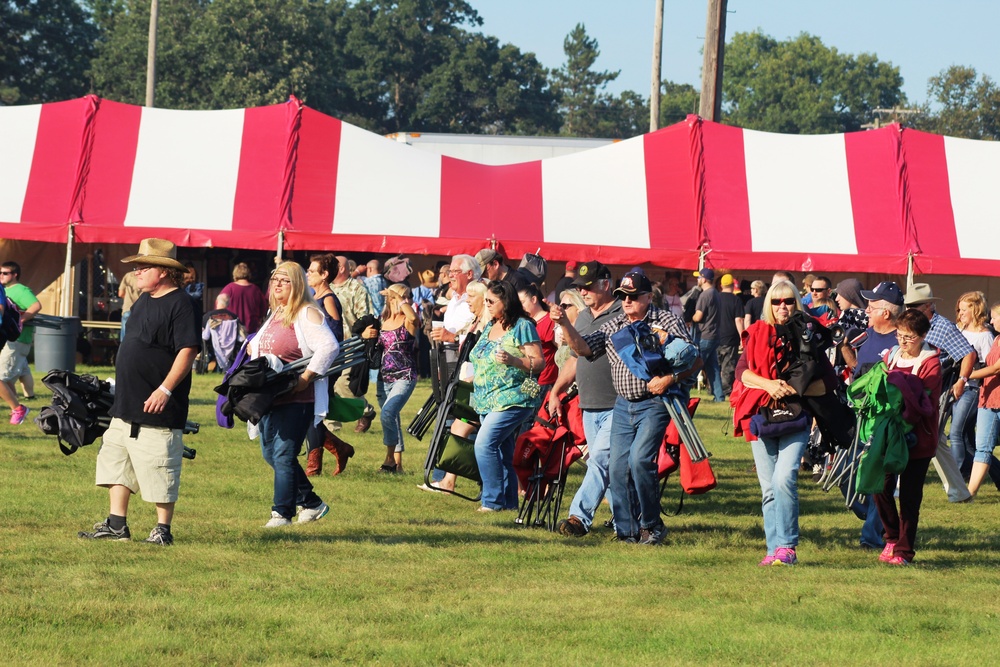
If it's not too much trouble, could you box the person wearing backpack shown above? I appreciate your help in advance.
[0,278,31,425]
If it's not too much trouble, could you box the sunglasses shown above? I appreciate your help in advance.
[0,271,12,276]
[622,294,647,302]
[484,297,498,305]
[810,287,828,292]
[133,265,158,274]
[771,297,797,306]
[559,303,576,309]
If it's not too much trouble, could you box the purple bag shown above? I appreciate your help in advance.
[215,333,254,428]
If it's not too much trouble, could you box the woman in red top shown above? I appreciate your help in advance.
[877,308,942,565]
[968,301,1000,496]
[518,283,557,399]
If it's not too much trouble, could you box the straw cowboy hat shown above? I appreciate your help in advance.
[903,283,941,306]
[120,238,187,271]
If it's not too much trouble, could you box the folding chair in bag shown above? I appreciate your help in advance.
[513,388,585,530]
[657,397,717,515]
[420,379,483,502]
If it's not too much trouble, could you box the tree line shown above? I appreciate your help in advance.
[2,0,997,139]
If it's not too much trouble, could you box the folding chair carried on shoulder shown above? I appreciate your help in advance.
[513,388,585,530]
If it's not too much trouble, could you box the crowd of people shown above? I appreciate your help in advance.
[20,237,994,560]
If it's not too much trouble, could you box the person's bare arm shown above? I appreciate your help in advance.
[143,347,198,414]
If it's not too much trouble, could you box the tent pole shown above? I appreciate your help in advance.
[61,225,74,317]
[906,253,914,288]
[276,230,284,263]
[698,246,708,271]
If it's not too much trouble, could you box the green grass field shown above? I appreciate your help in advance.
[2,367,999,665]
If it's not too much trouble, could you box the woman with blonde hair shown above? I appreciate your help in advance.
[967,300,1000,496]
[362,283,419,474]
[732,280,834,565]
[951,292,995,478]
[250,262,339,527]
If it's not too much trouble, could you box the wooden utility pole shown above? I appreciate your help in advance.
[145,0,159,107]
[698,0,728,121]
[650,0,665,132]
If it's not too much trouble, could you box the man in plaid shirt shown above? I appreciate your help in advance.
[553,269,701,545]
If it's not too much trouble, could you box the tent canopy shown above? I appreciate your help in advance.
[2,95,998,276]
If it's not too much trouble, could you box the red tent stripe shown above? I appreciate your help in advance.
[844,126,908,257]
[900,129,960,259]
[288,106,341,233]
[644,121,700,254]
[699,122,752,254]
[232,103,298,232]
[440,158,543,243]
[79,99,142,228]
[21,98,93,225]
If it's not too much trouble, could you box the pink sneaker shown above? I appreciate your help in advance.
[10,405,28,425]
[772,547,797,565]
[878,542,896,562]
[884,555,910,566]
[758,553,778,566]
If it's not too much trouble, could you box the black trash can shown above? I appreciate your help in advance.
[33,316,81,374]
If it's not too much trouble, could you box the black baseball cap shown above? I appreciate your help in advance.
[571,261,612,288]
[614,270,653,297]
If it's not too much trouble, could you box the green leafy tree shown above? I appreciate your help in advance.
[659,80,700,127]
[89,0,334,110]
[722,31,905,134]
[551,23,620,136]
[916,65,1000,140]
[1,0,98,104]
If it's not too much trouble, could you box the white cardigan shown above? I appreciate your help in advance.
[250,305,340,422]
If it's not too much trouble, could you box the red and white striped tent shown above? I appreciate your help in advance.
[2,95,999,277]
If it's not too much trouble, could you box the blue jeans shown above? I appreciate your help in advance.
[259,402,323,519]
[567,408,614,530]
[975,407,1000,464]
[609,396,670,538]
[120,309,131,340]
[377,377,416,452]
[950,387,978,470]
[751,429,809,554]
[698,338,724,401]
[475,406,533,510]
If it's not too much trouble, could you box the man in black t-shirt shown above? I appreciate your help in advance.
[79,239,199,547]
[716,274,743,397]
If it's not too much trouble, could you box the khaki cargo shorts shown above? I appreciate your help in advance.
[95,417,184,503]
[0,340,31,382]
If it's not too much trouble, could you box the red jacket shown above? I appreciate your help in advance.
[883,346,942,459]
[731,321,777,442]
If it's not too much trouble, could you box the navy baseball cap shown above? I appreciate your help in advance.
[693,268,715,282]
[861,281,904,307]
[614,270,653,297]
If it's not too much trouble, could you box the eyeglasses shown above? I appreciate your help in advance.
[771,297,797,306]
[133,265,158,274]
[559,303,575,309]
[896,332,920,343]
[270,276,292,286]
[484,297,498,306]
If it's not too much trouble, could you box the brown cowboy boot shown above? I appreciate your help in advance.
[323,432,356,475]
[305,447,323,476]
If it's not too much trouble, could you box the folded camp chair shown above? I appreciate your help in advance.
[421,379,483,502]
[657,397,716,514]
[513,388,585,530]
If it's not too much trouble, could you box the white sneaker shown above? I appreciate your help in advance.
[264,511,292,528]
[297,502,329,523]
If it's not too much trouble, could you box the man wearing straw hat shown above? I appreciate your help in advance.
[79,238,200,546]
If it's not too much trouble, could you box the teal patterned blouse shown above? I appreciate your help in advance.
[470,318,541,414]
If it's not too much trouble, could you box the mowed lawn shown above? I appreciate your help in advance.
[2,366,999,666]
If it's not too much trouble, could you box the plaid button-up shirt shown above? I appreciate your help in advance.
[581,305,693,401]
[926,312,973,365]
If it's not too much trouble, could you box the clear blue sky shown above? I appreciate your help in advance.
[467,0,999,107]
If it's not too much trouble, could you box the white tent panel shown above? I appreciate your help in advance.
[744,130,858,255]
[944,135,1000,261]
[0,104,42,223]
[541,135,649,247]
[333,122,442,237]
[124,107,245,230]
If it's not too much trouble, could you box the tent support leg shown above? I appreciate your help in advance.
[61,225,74,317]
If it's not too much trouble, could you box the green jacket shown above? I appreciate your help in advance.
[847,361,911,495]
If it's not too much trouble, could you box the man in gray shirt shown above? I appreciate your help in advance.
[548,261,622,537]
[692,268,724,401]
